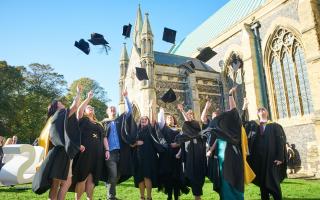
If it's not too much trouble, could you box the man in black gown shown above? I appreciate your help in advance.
[242,99,287,200]
[101,90,133,200]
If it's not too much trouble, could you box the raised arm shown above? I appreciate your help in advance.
[177,104,188,121]
[123,89,132,119]
[68,85,82,117]
[241,97,249,123]
[228,86,237,110]
[201,100,211,124]
[77,90,93,120]
[158,107,165,129]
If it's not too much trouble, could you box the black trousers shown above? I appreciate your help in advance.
[260,186,282,200]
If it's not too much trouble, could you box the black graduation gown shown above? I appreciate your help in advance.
[242,114,287,196]
[32,109,81,194]
[102,113,136,183]
[72,117,105,186]
[132,125,159,188]
[202,108,244,193]
[175,120,207,191]
[157,125,184,194]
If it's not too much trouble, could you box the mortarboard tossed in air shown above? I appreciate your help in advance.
[135,67,149,81]
[196,47,217,62]
[122,23,132,38]
[162,27,177,44]
[161,88,176,103]
[74,39,90,55]
[88,33,111,54]
[88,33,109,45]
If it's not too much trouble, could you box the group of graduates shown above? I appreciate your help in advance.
[32,85,287,200]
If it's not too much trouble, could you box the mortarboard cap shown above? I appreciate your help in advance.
[88,33,109,45]
[74,39,90,55]
[122,23,132,38]
[196,47,217,62]
[135,67,149,81]
[162,27,176,44]
[161,88,176,103]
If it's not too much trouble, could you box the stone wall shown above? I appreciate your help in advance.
[284,123,320,174]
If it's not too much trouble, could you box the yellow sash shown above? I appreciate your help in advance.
[38,117,52,157]
[241,126,256,184]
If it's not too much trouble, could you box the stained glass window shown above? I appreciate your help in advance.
[269,28,313,119]
[271,57,288,118]
[282,52,300,116]
[294,46,313,114]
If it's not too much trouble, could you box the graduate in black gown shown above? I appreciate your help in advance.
[242,98,287,200]
[157,107,188,200]
[201,87,255,200]
[131,116,160,200]
[101,89,135,200]
[175,104,206,200]
[72,90,109,200]
[32,85,84,200]
[200,99,221,185]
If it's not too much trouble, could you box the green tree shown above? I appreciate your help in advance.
[66,78,110,120]
[20,63,67,142]
[0,61,26,137]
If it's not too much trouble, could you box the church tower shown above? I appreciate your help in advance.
[133,4,143,50]
[139,13,157,119]
[118,43,129,112]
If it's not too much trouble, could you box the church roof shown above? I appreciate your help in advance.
[154,51,217,73]
[170,0,266,56]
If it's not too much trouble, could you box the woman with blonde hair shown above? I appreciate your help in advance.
[72,90,109,200]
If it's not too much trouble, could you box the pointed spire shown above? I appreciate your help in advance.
[141,13,153,36]
[133,4,143,47]
[120,43,129,62]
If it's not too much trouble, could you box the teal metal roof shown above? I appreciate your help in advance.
[171,0,266,56]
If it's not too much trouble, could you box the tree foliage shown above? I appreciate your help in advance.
[0,62,67,143]
[0,61,110,143]
[66,78,110,120]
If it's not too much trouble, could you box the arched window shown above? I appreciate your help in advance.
[270,57,288,118]
[268,27,313,119]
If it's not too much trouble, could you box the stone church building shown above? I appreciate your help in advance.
[118,6,222,126]
[119,0,320,175]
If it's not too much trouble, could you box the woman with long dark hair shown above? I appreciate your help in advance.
[175,104,207,200]
[32,85,84,200]
[157,107,187,200]
[131,116,159,200]
[72,90,109,200]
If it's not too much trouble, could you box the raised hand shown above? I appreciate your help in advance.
[229,86,237,95]
[87,90,94,99]
[122,88,128,97]
[242,97,249,110]
[76,84,83,94]
[177,104,184,112]
[205,100,212,110]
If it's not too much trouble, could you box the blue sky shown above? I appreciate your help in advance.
[0,0,228,106]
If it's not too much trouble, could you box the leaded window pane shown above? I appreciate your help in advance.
[282,52,301,116]
[294,47,313,114]
[271,57,288,118]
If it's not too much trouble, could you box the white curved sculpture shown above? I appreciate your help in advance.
[0,144,44,186]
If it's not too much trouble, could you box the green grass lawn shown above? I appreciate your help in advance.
[1,178,320,200]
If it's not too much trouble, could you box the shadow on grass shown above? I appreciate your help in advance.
[0,185,31,193]
[282,181,305,185]
[283,198,320,200]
